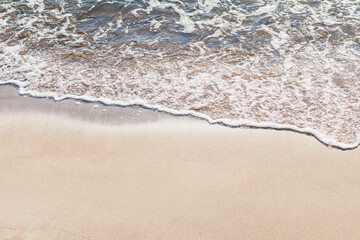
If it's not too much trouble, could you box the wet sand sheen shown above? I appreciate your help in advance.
[1,110,360,239]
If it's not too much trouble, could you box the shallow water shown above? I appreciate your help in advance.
[0,0,359,148]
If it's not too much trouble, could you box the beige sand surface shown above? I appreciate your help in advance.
[1,85,360,240]
[1,111,360,240]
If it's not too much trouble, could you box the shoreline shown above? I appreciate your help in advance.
[1,85,360,239]
[1,84,357,150]
[0,84,188,126]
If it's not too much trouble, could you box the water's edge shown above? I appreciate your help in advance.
[2,82,357,151]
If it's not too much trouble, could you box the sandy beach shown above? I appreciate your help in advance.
[1,85,360,240]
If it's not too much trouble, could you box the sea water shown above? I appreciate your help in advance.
[0,0,359,148]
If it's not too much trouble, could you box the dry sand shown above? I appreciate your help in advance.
[1,85,360,240]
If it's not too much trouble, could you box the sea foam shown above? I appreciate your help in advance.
[0,0,360,149]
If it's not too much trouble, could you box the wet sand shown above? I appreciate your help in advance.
[1,85,360,240]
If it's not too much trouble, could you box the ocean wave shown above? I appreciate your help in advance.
[1,0,360,148]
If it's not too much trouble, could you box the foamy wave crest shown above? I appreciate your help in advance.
[1,0,360,149]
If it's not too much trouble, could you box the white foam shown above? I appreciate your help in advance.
[1,0,360,149]
[7,84,359,150]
